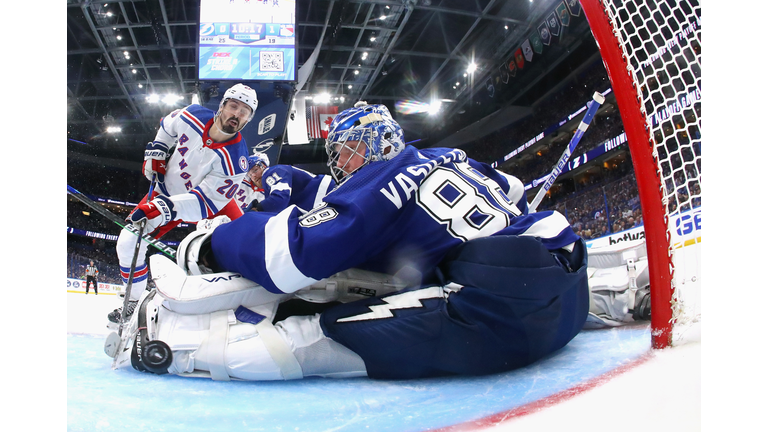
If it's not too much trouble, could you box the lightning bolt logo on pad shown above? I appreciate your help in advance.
[336,286,444,323]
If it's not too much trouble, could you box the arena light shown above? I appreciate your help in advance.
[427,101,442,116]
[396,100,442,115]
[106,126,122,134]
[162,94,183,105]
[314,93,331,104]
[467,62,478,74]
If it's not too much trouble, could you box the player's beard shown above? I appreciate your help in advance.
[220,116,240,134]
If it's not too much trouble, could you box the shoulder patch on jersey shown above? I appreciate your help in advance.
[238,155,249,172]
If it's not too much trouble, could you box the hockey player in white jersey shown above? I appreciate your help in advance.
[231,152,270,212]
[110,102,589,381]
[108,83,258,326]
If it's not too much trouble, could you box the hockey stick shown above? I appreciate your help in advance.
[118,177,156,328]
[107,178,155,368]
[529,91,605,212]
[66,184,176,259]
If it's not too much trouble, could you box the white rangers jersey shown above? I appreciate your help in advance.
[152,104,250,222]
[232,177,265,212]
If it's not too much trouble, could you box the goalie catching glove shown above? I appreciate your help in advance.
[128,195,176,233]
[143,141,170,183]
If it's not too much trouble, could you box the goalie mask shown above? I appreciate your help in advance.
[325,102,405,183]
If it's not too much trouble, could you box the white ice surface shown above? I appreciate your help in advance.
[65,291,707,431]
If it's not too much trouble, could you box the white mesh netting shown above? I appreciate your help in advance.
[602,0,701,342]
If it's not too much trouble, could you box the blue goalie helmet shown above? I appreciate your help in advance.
[325,102,405,183]
[247,152,270,171]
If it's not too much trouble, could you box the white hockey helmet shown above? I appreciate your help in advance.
[218,83,258,123]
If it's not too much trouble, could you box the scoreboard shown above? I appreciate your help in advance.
[198,0,296,81]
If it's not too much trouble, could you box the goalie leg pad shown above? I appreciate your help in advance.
[586,245,651,327]
[278,314,367,379]
[586,238,648,269]
[153,306,302,381]
[148,306,368,381]
[149,253,289,318]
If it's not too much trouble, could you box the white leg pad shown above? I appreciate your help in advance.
[586,241,650,326]
[278,314,367,379]
[149,254,290,317]
[195,310,233,381]
[155,306,302,381]
[587,238,648,269]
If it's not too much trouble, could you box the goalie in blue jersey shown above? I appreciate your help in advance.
[111,102,589,381]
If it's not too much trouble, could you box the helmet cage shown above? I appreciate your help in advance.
[326,128,374,183]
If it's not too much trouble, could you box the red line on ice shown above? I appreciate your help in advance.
[433,351,654,431]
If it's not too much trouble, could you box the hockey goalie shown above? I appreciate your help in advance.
[105,103,629,382]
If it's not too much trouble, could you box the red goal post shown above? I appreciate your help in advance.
[580,0,702,348]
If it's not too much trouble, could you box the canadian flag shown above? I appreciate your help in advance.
[320,113,337,138]
[307,106,338,139]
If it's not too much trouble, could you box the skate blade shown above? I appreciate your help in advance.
[104,332,121,358]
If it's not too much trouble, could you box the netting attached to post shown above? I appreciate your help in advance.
[581,0,701,348]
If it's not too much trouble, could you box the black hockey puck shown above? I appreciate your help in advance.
[141,340,173,374]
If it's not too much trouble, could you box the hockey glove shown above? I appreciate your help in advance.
[128,195,177,233]
[143,141,169,183]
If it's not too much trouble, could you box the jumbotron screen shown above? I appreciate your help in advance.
[198,0,296,81]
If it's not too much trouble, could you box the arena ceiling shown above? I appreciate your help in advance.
[67,0,599,167]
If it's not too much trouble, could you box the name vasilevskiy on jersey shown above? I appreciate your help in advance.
[379,149,466,209]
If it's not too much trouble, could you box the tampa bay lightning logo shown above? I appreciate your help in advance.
[200,24,215,36]
[239,156,249,172]
[336,286,444,323]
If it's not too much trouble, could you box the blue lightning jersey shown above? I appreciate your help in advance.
[211,146,580,295]
[256,165,336,213]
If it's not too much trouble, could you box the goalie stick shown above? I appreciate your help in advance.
[66,184,177,259]
[529,91,606,212]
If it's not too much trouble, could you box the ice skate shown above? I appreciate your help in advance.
[106,300,138,330]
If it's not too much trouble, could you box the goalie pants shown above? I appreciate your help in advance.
[320,235,590,380]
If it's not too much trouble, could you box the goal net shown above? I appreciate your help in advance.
[581,0,701,348]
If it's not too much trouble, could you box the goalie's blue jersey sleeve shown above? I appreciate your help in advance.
[210,146,580,294]
[256,165,336,213]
